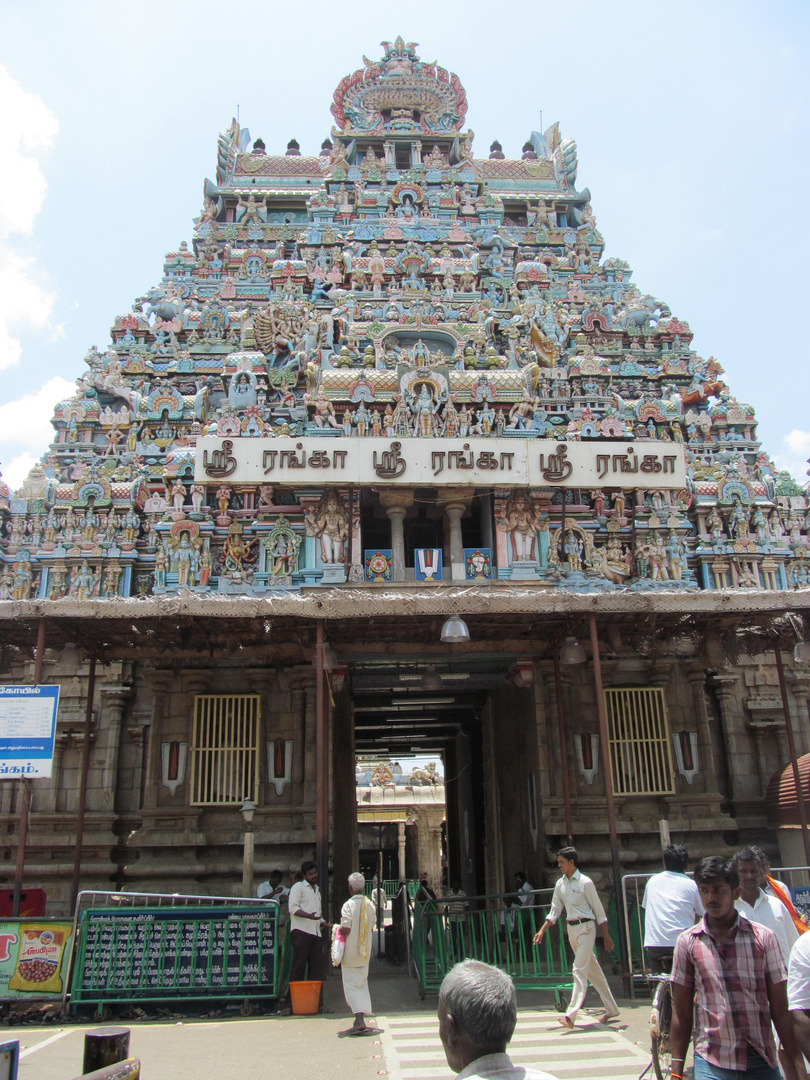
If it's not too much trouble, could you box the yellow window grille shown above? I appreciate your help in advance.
[190,694,260,805]
[604,687,675,795]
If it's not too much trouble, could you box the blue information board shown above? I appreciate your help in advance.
[0,686,59,779]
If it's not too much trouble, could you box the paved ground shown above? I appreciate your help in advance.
[8,965,670,1080]
[378,1009,653,1080]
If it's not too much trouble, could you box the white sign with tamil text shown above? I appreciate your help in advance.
[194,437,686,489]
[0,686,60,779]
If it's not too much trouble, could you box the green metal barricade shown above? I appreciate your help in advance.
[411,889,573,1007]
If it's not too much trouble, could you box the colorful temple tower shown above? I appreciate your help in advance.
[0,39,807,913]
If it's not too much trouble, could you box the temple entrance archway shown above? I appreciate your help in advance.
[338,655,521,901]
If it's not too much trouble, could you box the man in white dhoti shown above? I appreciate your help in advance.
[340,872,377,1035]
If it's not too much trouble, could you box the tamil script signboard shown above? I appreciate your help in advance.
[0,687,59,779]
[195,437,687,489]
[70,906,279,1006]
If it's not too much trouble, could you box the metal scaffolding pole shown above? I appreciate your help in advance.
[589,613,630,997]
[553,651,574,844]
[70,653,97,914]
[315,621,329,914]
[12,618,46,918]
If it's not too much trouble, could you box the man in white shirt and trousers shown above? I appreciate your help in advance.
[286,860,327,1013]
[533,846,620,1029]
[642,843,703,973]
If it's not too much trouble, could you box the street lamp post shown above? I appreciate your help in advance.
[240,798,256,897]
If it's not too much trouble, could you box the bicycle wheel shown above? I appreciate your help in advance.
[651,978,673,1080]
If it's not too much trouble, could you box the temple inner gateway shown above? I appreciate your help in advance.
[0,36,808,918]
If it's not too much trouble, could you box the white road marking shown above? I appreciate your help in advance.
[377,1011,650,1080]
[19,1028,73,1058]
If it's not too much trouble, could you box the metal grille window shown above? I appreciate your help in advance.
[604,688,675,795]
[190,694,260,805]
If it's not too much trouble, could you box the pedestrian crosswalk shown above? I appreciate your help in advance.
[375,1010,651,1080]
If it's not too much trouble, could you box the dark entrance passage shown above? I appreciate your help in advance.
[349,656,509,898]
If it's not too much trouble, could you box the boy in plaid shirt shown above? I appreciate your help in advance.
[670,856,800,1080]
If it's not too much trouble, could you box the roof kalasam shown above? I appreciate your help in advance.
[0,38,808,614]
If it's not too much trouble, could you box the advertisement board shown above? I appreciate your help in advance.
[0,920,73,1000]
[0,686,59,779]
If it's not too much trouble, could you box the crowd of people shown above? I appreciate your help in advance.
[638,843,810,1080]
[259,845,810,1079]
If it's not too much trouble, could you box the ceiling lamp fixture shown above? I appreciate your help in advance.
[560,636,586,665]
[440,617,470,644]
[420,666,443,691]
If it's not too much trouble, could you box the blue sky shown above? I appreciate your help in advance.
[0,0,807,489]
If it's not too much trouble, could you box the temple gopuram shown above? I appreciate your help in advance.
[1,38,808,916]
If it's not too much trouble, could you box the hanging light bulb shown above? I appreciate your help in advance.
[440,617,470,643]
[560,636,586,665]
[420,667,443,691]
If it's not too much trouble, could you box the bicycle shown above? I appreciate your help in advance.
[649,971,673,1080]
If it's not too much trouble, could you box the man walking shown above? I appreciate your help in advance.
[670,855,800,1080]
[286,860,327,1012]
[339,872,377,1035]
[642,844,703,972]
[533,847,619,1029]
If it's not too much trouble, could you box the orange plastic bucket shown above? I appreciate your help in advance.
[289,980,321,1015]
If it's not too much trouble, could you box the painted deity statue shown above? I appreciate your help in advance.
[223,522,257,574]
[500,492,539,563]
[306,491,349,564]
[408,384,442,437]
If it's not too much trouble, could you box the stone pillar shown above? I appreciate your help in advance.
[710,673,745,803]
[246,670,280,806]
[141,670,174,810]
[481,697,503,896]
[380,489,414,582]
[683,662,720,790]
[439,489,471,581]
[397,821,406,882]
[97,687,133,812]
[786,671,810,757]
[426,822,443,890]
[413,808,444,892]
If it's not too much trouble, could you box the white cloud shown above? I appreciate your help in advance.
[0,66,58,238]
[0,65,58,370]
[2,452,40,492]
[0,376,75,490]
[0,248,56,369]
[773,429,810,485]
